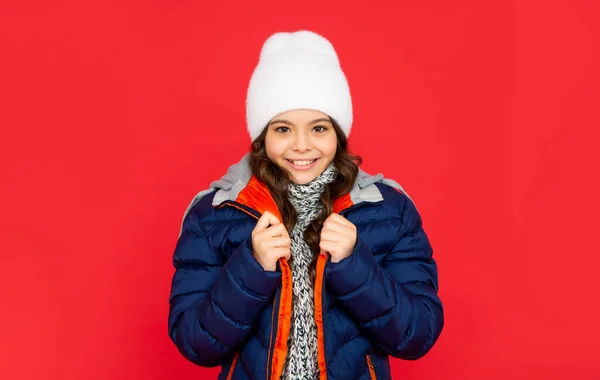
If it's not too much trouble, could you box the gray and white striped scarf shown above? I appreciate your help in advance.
[281,163,337,380]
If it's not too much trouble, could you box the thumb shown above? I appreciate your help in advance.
[255,211,280,232]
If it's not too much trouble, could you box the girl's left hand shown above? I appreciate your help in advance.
[319,213,357,263]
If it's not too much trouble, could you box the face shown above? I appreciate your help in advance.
[265,109,338,185]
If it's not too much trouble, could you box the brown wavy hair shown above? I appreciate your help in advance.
[248,117,362,278]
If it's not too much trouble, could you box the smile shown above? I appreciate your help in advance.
[285,158,319,170]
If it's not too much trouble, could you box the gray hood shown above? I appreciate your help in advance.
[180,153,412,235]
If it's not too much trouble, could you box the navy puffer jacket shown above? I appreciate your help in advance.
[168,154,443,379]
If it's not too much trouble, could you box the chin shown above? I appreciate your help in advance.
[291,169,325,185]
[276,159,332,185]
[292,176,317,185]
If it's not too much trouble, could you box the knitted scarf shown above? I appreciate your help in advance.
[281,163,337,380]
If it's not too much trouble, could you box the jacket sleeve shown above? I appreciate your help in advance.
[168,200,282,367]
[324,194,443,360]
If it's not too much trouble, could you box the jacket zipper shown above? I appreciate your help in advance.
[366,355,376,379]
[219,199,376,379]
[226,352,240,380]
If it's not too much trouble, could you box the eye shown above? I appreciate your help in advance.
[275,126,290,133]
[313,125,328,132]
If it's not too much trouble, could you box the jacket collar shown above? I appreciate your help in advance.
[210,153,401,207]
[180,153,411,235]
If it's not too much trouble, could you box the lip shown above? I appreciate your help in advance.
[285,158,319,171]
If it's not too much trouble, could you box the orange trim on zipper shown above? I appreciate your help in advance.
[226,352,240,380]
[315,254,328,379]
[265,301,276,377]
[270,258,292,380]
[366,355,376,379]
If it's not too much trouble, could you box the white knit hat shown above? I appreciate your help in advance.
[245,30,353,141]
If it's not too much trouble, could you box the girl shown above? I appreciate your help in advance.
[168,31,443,380]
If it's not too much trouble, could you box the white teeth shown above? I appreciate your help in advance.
[290,159,315,166]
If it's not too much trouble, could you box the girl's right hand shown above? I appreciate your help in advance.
[251,211,291,271]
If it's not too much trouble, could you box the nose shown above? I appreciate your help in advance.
[292,131,311,152]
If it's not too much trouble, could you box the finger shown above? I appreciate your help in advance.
[320,230,341,242]
[322,217,354,234]
[319,241,337,256]
[321,221,348,234]
[272,247,291,261]
[264,211,281,226]
[258,236,289,252]
[321,223,356,236]
[325,212,345,220]
[323,213,348,227]
[254,211,282,234]
[266,223,288,238]
[269,236,291,248]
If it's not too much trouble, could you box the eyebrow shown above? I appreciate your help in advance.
[269,118,332,126]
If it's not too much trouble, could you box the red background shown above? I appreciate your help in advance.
[1,1,599,379]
